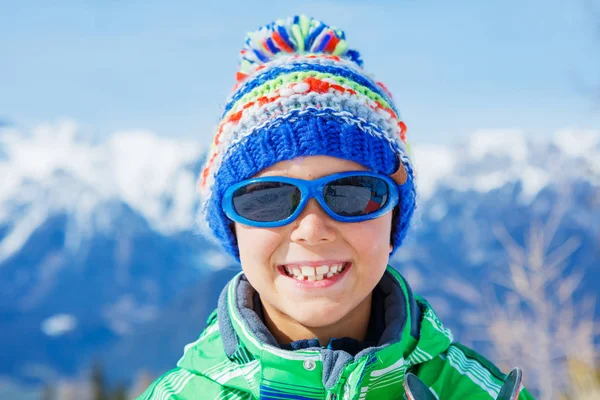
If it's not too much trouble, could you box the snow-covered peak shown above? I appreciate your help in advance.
[2,120,97,184]
[467,129,528,163]
[413,128,599,202]
[0,120,204,262]
[410,145,457,199]
[553,128,600,158]
[105,129,202,232]
[552,129,600,180]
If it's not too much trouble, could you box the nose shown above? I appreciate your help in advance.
[289,198,337,245]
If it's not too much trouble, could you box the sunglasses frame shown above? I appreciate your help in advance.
[222,171,400,228]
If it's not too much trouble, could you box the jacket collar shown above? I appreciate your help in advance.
[219,266,421,357]
[215,266,453,391]
[178,266,454,397]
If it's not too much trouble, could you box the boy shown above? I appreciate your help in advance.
[139,16,534,399]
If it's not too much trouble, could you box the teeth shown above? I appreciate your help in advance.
[316,265,329,275]
[284,263,348,281]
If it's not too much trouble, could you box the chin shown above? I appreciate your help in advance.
[284,304,349,328]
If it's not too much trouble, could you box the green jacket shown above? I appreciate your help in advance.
[138,267,535,399]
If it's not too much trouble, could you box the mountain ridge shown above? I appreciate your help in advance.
[1,121,597,386]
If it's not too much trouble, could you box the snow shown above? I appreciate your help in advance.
[0,119,203,263]
[106,130,201,233]
[0,121,598,263]
[553,129,600,183]
[520,166,551,200]
[553,129,600,158]
[467,129,528,163]
[0,203,49,264]
[41,314,77,336]
[412,145,457,199]
[414,128,598,202]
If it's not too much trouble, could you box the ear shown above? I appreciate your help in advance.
[390,160,407,185]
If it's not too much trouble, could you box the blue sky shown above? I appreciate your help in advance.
[1,0,599,144]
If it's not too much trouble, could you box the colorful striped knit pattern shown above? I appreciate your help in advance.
[198,15,416,259]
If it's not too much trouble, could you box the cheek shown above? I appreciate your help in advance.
[235,224,282,265]
[343,214,393,257]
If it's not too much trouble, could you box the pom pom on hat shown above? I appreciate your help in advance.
[236,15,364,83]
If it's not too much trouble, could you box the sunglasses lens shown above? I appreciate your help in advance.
[323,176,390,217]
[232,182,301,222]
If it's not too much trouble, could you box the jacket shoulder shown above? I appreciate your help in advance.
[136,367,253,400]
[137,310,256,399]
[415,343,536,399]
[135,367,216,399]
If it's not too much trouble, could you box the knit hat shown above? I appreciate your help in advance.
[198,15,416,260]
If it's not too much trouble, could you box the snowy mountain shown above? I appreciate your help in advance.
[0,121,234,385]
[0,121,598,388]
[0,120,204,263]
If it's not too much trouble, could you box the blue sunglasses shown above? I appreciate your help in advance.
[222,171,399,228]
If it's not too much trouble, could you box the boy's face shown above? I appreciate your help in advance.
[235,155,393,332]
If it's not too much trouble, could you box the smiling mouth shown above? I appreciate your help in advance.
[279,262,351,282]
